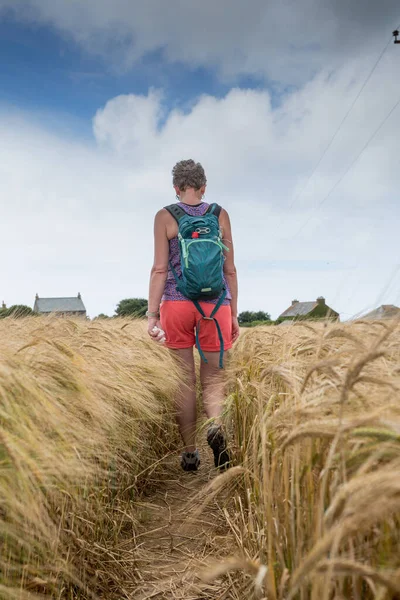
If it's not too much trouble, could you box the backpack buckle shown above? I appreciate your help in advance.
[203,316,214,321]
[196,227,211,234]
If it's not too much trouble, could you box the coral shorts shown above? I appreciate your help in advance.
[160,301,233,352]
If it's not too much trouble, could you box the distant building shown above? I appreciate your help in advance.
[278,297,339,321]
[361,305,400,320]
[278,319,295,327]
[33,293,87,318]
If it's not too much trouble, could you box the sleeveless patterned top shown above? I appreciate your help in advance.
[162,202,231,305]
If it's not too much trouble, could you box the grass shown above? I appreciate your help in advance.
[2,315,400,599]
[210,318,400,599]
[0,316,181,599]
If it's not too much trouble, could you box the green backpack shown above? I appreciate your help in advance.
[164,202,229,368]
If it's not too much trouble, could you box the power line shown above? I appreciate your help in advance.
[288,27,397,212]
[292,93,400,238]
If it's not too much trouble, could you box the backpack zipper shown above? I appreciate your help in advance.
[182,238,229,269]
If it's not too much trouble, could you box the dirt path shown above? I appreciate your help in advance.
[132,433,238,600]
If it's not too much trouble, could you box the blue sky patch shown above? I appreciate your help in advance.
[0,15,271,136]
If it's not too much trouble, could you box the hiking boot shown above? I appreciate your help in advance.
[207,425,230,470]
[180,449,200,472]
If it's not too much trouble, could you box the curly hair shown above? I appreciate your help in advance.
[172,159,207,191]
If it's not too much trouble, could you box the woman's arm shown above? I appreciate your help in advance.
[148,210,169,337]
[220,209,239,342]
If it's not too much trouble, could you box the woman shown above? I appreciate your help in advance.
[147,159,239,471]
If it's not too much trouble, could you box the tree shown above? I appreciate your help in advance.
[115,298,148,318]
[0,305,34,318]
[237,311,253,324]
[253,310,271,322]
[238,310,271,324]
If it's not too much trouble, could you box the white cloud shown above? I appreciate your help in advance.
[1,52,400,318]
[93,90,164,153]
[0,0,399,83]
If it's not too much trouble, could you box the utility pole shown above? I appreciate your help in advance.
[393,30,400,44]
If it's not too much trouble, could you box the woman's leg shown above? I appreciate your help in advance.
[200,350,227,421]
[200,350,230,469]
[172,347,197,452]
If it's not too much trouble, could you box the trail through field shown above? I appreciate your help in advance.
[133,432,237,600]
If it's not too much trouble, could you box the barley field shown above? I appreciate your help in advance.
[0,317,181,599]
[1,316,400,599]
[217,318,400,599]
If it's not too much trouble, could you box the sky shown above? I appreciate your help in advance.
[0,1,399,320]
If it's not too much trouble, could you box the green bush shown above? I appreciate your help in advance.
[0,305,34,319]
[240,320,275,328]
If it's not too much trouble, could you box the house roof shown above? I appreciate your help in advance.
[362,304,400,320]
[34,296,86,313]
[279,301,318,318]
[278,319,295,326]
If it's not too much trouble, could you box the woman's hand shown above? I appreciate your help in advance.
[147,317,164,342]
[232,316,240,343]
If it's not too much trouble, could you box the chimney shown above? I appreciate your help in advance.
[317,296,325,305]
[292,299,299,305]
[1,301,6,309]
[35,293,39,300]
[77,292,81,299]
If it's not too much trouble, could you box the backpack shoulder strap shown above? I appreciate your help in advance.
[206,203,222,218]
[164,204,187,223]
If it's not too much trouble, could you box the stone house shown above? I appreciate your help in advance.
[278,297,339,321]
[361,305,400,320]
[33,293,87,317]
